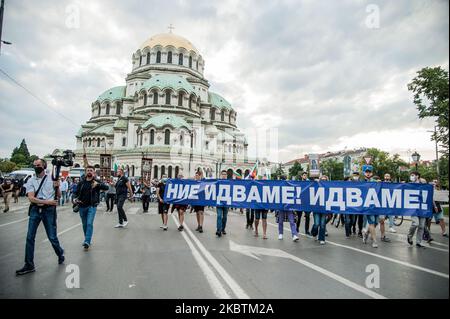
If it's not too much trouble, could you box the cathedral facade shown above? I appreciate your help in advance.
[73,32,255,179]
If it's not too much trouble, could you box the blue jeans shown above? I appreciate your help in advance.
[216,207,228,232]
[60,191,67,205]
[311,213,327,241]
[344,214,356,237]
[79,206,97,245]
[25,205,64,267]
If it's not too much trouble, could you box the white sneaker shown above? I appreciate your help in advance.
[160,225,164,229]
[372,242,378,248]
[114,223,123,228]
[293,235,299,242]
[389,227,396,233]
[122,221,128,227]
[320,241,326,245]
[278,234,283,240]
[362,230,369,244]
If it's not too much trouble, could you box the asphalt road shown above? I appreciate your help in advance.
[0,198,448,299]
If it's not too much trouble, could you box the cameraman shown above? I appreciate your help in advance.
[73,165,108,250]
[16,159,65,276]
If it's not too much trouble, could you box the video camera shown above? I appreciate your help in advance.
[50,149,75,168]
[49,150,75,200]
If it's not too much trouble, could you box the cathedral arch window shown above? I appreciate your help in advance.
[97,139,101,147]
[150,129,155,145]
[175,166,179,178]
[189,56,192,68]
[88,138,92,147]
[221,109,225,122]
[168,166,173,178]
[196,60,199,70]
[167,51,172,63]
[210,108,215,121]
[153,165,158,178]
[180,132,184,146]
[122,137,126,147]
[156,51,161,63]
[152,90,158,104]
[106,104,110,115]
[165,89,171,105]
[98,106,101,116]
[143,93,147,106]
[161,165,166,177]
[164,129,170,145]
[139,131,143,146]
[139,55,142,66]
[178,92,184,107]
[116,103,121,115]
[146,52,150,64]
[178,53,183,65]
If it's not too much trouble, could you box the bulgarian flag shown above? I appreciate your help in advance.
[246,160,259,179]
[233,169,242,179]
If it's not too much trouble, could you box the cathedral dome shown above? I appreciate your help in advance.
[140,33,199,55]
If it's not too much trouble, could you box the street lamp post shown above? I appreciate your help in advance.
[411,151,420,171]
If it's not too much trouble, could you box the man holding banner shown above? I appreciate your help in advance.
[407,171,427,248]
[216,170,229,238]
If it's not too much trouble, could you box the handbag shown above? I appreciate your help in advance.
[28,175,47,216]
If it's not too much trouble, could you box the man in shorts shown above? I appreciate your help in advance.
[173,173,188,232]
[192,170,205,233]
[157,175,170,230]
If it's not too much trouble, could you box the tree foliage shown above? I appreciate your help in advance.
[408,66,449,156]
[9,139,38,168]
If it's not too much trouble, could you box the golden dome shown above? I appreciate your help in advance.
[139,33,199,55]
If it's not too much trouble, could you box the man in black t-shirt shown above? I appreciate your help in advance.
[157,174,170,230]
[114,168,133,228]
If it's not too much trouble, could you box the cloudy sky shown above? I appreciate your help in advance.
[0,0,448,163]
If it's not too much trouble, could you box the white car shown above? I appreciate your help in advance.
[69,167,85,178]
[7,169,35,184]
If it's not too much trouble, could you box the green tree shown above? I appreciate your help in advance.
[408,67,449,156]
[320,159,344,180]
[438,156,449,189]
[360,148,408,181]
[0,160,17,173]
[9,139,38,168]
[288,161,303,179]
[272,164,286,180]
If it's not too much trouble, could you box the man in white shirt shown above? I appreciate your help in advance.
[59,177,69,206]
[16,159,65,276]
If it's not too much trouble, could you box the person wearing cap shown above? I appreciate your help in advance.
[361,165,383,248]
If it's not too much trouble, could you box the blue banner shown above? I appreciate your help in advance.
[163,179,434,217]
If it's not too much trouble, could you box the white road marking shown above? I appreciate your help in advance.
[171,215,231,299]
[230,240,386,299]
[0,217,29,227]
[174,215,250,299]
[42,223,81,243]
[389,232,449,250]
[268,222,449,279]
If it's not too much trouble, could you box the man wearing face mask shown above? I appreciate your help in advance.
[383,173,396,233]
[407,172,427,248]
[73,165,108,250]
[16,159,65,275]
[361,165,383,248]
[114,168,133,228]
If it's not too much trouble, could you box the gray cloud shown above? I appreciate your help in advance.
[0,0,448,162]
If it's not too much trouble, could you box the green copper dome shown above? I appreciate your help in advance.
[97,86,126,102]
[208,92,232,110]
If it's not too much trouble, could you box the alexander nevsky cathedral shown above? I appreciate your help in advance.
[72,32,256,179]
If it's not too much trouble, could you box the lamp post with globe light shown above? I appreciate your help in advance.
[411,151,420,171]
